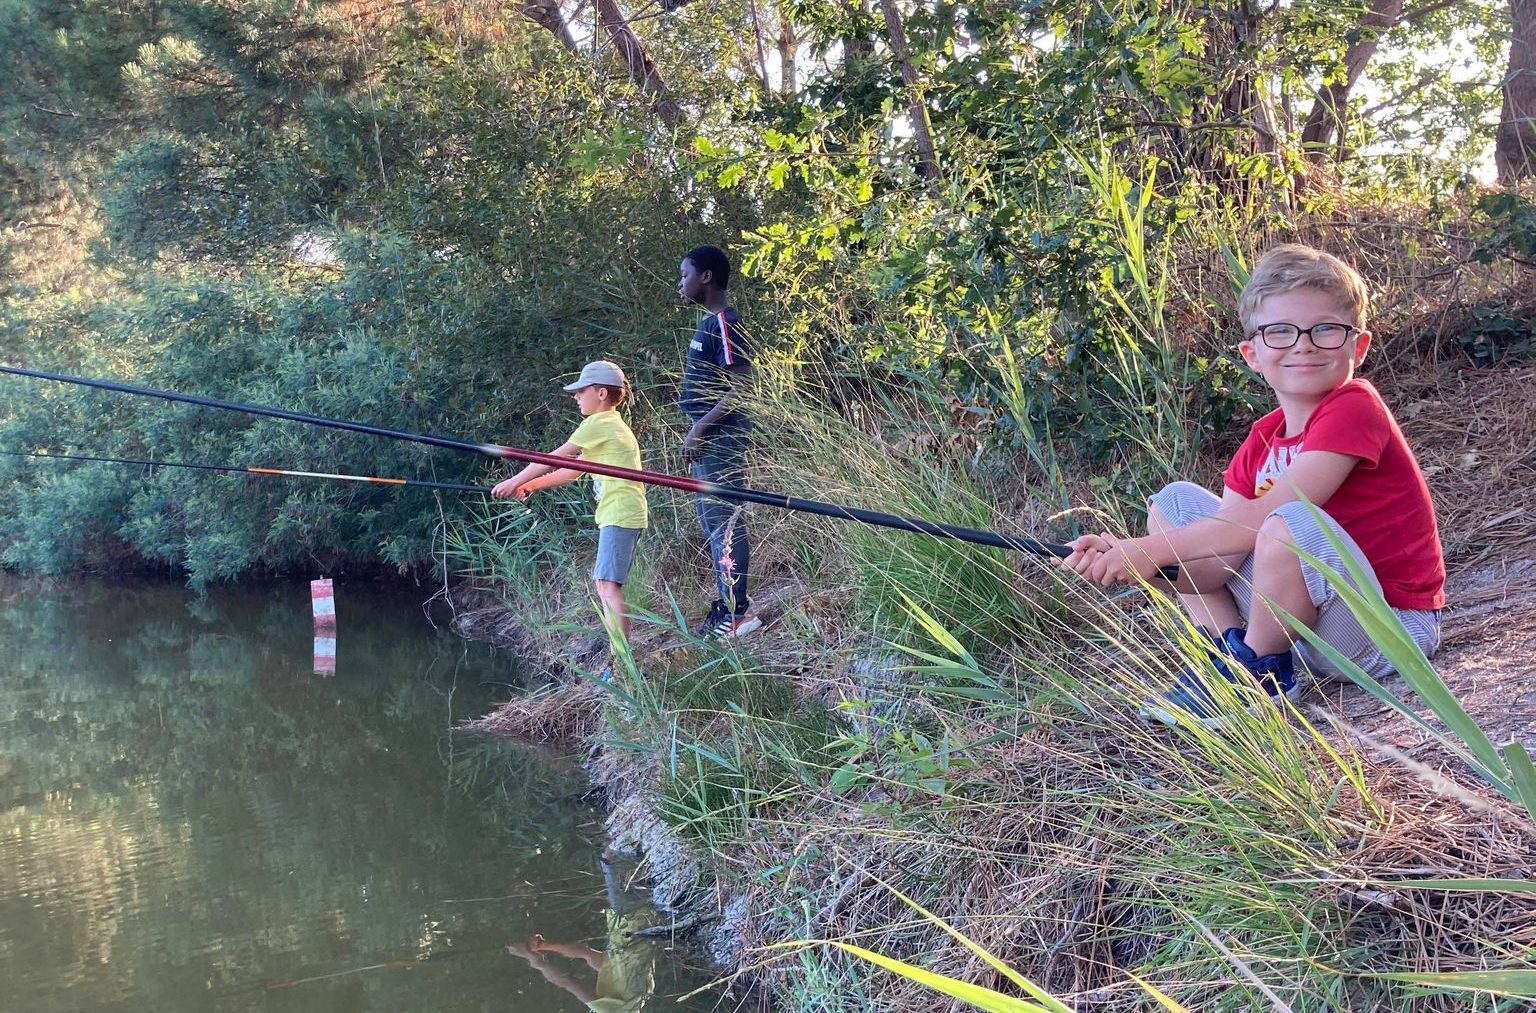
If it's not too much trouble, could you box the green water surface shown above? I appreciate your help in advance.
[0,577,710,1012]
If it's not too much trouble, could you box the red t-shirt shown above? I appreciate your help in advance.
[1223,378,1446,610]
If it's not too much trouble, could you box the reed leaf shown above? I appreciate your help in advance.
[780,941,1062,1013]
[1282,501,1514,794]
[1505,741,1536,824]
[1377,878,1536,894]
[1361,969,1536,999]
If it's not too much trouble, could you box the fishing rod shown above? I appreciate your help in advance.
[0,449,492,495]
[0,363,1177,575]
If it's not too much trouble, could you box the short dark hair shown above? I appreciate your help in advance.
[685,245,731,290]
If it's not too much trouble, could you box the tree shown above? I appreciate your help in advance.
[1198,0,1278,162]
[876,0,940,187]
[1497,0,1536,181]
[1300,0,1403,162]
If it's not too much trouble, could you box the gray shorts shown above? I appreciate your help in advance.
[593,525,643,585]
[1149,482,1441,680]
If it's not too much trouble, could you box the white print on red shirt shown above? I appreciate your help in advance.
[1254,441,1304,497]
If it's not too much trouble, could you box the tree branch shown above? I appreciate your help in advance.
[593,0,681,128]
[519,0,581,53]
[876,0,940,190]
[1397,0,1462,26]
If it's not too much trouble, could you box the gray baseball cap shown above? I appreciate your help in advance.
[562,359,628,391]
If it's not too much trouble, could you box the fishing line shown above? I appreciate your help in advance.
[0,448,492,494]
[0,363,1177,576]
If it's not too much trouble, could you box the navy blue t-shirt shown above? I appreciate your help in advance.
[679,307,751,428]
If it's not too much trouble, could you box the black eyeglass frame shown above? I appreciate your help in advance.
[1246,321,1362,350]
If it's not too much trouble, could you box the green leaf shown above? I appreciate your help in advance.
[771,942,1060,1013]
[716,163,746,188]
[1363,969,1536,999]
[828,762,865,795]
[1505,741,1536,824]
[1382,878,1536,894]
[892,589,978,669]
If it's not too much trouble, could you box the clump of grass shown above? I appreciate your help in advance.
[466,336,1535,1012]
[620,373,1534,1012]
[463,172,1536,1011]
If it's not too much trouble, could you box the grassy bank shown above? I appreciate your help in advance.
[458,200,1536,1011]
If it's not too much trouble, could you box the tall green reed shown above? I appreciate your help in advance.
[1275,501,1536,823]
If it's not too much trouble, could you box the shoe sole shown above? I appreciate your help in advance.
[719,616,763,640]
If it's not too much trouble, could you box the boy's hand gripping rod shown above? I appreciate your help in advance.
[0,364,1178,580]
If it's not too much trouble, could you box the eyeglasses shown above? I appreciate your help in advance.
[1248,322,1360,350]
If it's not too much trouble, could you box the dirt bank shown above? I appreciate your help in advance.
[454,358,1536,1011]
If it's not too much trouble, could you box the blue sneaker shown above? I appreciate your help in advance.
[1140,627,1301,730]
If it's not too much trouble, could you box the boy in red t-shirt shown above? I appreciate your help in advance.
[1061,244,1445,729]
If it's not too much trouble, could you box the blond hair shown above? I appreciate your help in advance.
[1238,244,1370,335]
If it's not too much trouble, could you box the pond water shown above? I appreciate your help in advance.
[0,577,714,1012]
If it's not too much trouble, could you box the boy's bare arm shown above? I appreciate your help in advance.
[1152,450,1359,565]
[492,441,581,499]
[1065,450,1359,585]
[683,364,753,457]
[505,941,598,1003]
[528,465,586,490]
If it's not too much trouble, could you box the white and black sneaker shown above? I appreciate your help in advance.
[711,610,763,640]
[695,599,729,638]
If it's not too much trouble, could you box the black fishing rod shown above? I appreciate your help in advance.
[0,363,1175,575]
[0,449,492,494]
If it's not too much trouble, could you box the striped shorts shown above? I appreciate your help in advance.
[1149,482,1441,680]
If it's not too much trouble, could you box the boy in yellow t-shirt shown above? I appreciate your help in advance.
[492,360,649,654]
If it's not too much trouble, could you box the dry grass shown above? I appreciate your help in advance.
[455,211,1536,1009]
[462,679,604,741]
[1372,361,1536,571]
[708,699,1536,1012]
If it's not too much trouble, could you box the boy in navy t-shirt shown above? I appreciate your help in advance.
[677,245,761,639]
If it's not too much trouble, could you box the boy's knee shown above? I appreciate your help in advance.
[1148,481,1218,530]
[1264,500,1328,549]
[1253,513,1316,596]
[1256,510,1298,547]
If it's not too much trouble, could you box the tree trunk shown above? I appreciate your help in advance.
[1299,0,1403,163]
[1497,0,1536,183]
[519,0,579,53]
[1181,1,1276,176]
[592,0,681,128]
[778,9,797,95]
[876,0,940,188]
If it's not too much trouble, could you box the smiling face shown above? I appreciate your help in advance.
[1239,287,1372,425]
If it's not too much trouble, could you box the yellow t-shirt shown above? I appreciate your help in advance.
[569,410,649,530]
[587,908,655,1012]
